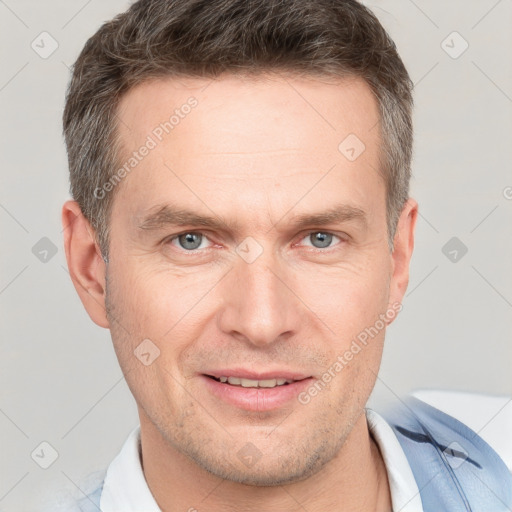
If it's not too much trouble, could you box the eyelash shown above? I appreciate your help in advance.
[163,230,346,255]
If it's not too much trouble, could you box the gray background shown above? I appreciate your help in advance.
[1,0,511,510]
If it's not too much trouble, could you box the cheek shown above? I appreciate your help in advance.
[110,260,201,330]
[298,258,391,336]
[110,263,225,374]
[105,264,195,407]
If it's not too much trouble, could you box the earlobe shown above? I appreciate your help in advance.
[388,198,418,320]
[62,200,110,328]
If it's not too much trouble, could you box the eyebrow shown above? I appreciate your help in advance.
[137,203,367,233]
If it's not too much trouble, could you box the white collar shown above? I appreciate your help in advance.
[100,409,423,511]
[100,426,161,511]
[366,408,424,511]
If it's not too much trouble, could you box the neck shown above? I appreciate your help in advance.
[140,410,392,512]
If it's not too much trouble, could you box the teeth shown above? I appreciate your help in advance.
[240,378,259,388]
[259,379,280,388]
[217,376,293,388]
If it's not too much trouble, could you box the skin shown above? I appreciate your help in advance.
[62,72,417,512]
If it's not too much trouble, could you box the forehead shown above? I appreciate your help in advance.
[117,72,380,152]
[113,73,384,225]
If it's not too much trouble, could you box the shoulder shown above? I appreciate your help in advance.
[410,389,512,472]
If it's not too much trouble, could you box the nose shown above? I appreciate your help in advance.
[217,247,300,347]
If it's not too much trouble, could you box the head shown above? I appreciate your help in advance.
[62,0,417,487]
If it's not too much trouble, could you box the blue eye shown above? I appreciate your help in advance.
[165,230,344,255]
[308,232,334,249]
[302,231,341,250]
[174,232,206,251]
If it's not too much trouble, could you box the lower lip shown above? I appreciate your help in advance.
[200,375,314,412]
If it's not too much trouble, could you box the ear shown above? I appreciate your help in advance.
[62,200,110,328]
[387,198,418,323]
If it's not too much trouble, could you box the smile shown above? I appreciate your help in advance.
[207,375,294,388]
[201,373,314,411]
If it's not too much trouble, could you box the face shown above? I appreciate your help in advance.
[91,73,413,485]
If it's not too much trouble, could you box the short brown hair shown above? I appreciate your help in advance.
[63,0,413,259]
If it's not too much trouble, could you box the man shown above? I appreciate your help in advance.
[60,0,511,510]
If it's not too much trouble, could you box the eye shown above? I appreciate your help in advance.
[299,231,343,250]
[168,232,212,251]
[164,230,345,255]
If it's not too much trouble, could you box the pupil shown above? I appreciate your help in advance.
[179,233,202,250]
[312,232,332,248]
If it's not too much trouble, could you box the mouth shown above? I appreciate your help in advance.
[200,372,313,411]
[205,375,297,388]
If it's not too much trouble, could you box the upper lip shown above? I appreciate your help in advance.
[202,369,311,381]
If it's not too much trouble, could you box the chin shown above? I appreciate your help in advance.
[188,441,333,487]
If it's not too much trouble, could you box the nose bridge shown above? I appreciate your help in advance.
[218,244,298,346]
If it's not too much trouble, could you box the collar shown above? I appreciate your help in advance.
[100,409,423,511]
